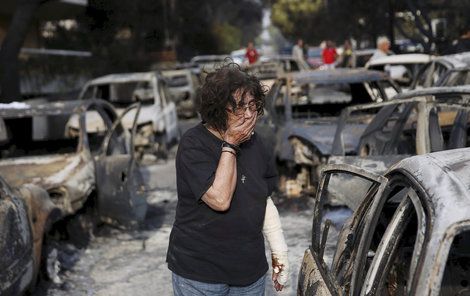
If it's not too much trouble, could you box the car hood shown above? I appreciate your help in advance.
[287,120,368,156]
[0,154,84,189]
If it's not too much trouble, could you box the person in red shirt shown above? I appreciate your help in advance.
[245,41,259,65]
[322,40,338,69]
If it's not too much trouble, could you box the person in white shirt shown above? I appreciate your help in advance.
[370,36,393,61]
[292,39,304,61]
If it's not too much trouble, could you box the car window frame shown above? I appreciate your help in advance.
[428,221,470,295]
[360,188,427,295]
[310,164,387,295]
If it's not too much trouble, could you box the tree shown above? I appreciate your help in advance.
[0,0,49,102]
[270,0,468,53]
[173,0,263,60]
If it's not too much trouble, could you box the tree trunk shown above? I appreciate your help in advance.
[0,0,43,102]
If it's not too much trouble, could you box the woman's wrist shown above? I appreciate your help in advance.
[221,141,240,153]
[221,149,237,157]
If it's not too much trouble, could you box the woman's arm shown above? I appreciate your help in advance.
[201,114,257,211]
[201,147,237,211]
[263,197,289,291]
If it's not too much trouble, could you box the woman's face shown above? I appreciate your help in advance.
[226,89,258,126]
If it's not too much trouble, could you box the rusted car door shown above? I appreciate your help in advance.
[298,164,386,295]
[95,103,147,226]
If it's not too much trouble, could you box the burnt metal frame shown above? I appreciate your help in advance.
[410,60,452,89]
[436,66,470,87]
[425,220,470,294]
[307,164,387,295]
[331,97,428,156]
[332,89,470,157]
[361,188,426,295]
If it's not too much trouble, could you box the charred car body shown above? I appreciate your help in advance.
[411,52,470,89]
[255,69,400,196]
[365,53,432,89]
[259,54,311,72]
[161,69,200,118]
[75,72,179,158]
[290,86,470,202]
[298,148,470,296]
[0,99,147,293]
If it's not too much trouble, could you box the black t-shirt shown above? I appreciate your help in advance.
[166,122,278,286]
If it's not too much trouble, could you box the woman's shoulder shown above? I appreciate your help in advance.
[180,123,205,144]
[179,123,219,153]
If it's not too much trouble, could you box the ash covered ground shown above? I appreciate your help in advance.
[35,120,350,296]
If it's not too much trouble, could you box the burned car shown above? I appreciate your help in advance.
[255,69,400,196]
[298,147,470,296]
[190,54,228,69]
[245,61,285,91]
[259,54,311,72]
[365,53,432,89]
[161,68,200,118]
[76,71,180,158]
[289,86,470,202]
[0,99,147,224]
[411,52,470,89]
[0,99,147,291]
[436,66,470,87]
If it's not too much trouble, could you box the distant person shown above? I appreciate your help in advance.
[245,41,259,65]
[451,27,470,53]
[292,38,305,61]
[322,40,338,69]
[370,36,393,61]
[337,39,353,68]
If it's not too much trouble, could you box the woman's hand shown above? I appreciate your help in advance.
[223,113,257,146]
[272,252,289,291]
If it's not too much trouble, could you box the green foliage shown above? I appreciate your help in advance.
[271,0,469,52]
[272,0,321,34]
[271,0,390,46]
[212,23,243,53]
[174,0,262,59]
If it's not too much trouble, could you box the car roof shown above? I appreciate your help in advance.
[261,54,298,61]
[435,52,470,67]
[190,55,228,62]
[161,69,190,76]
[290,69,389,84]
[88,72,157,85]
[389,148,470,227]
[393,85,470,100]
[366,53,432,67]
[354,48,376,55]
[0,100,83,119]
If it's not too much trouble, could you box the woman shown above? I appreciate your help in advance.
[167,63,289,295]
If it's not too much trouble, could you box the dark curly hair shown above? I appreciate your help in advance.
[196,62,266,132]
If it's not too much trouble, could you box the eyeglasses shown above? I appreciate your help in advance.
[228,100,260,116]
